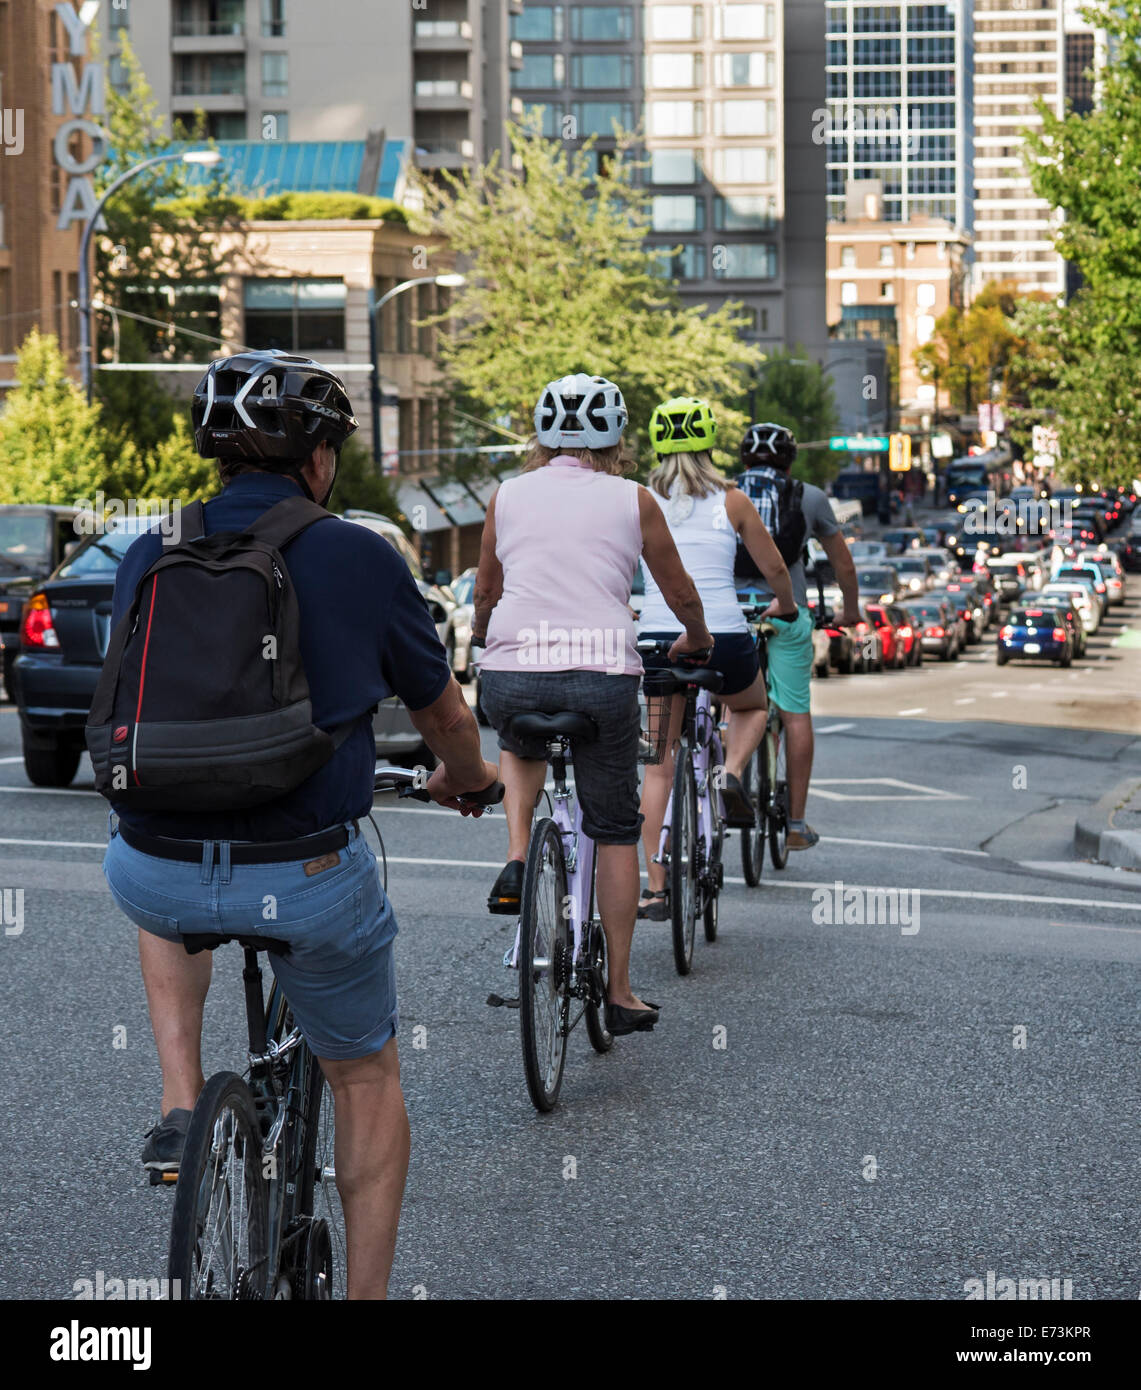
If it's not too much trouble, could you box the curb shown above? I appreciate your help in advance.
[1074,778,1141,869]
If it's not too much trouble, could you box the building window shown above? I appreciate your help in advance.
[512,5,565,41]
[651,149,699,184]
[916,134,953,160]
[209,113,247,139]
[514,53,566,88]
[650,5,703,40]
[908,36,954,65]
[110,0,130,31]
[649,100,703,137]
[713,194,776,231]
[674,244,706,279]
[0,270,12,355]
[910,166,955,194]
[854,38,901,65]
[244,278,346,352]
[572,54,633,88]
[908,5,954,32]
[840,245,856,268]
[881,282,893,299]
[879,244,895,266]
[648,53,699,87]
[908,68,953,96]
[651,195,705,232]
[854,6,900,32]
[524,103,565,136]
[109,54,129,93]
[827,39,847,66]
[261,0,285,38]
[262,52,288,98]
[53,271,64,346]
[713,5,775,41]
[571,101,635,135]
[854,70,901,98]
[841,281,858,305]
[569,6,633,41]
[712,146,776,183]
[827,71,848,99]
[714,52,774,87]
[715,100,774,137]
[713,244,777,280]
[908,101,954,129]
[261,111,288,140]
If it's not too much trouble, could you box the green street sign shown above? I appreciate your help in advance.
[829,435,890,452]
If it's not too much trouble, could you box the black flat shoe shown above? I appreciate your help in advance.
[605,1000,661,1036]
[637,889,669,920]
[488,860,524,915]
[721,772,756,827]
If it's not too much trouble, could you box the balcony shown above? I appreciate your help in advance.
[171,19,247,54]
[172,77,247,114]
[413,19,473,52]
[414,138,475,170]
[414,79,473,111]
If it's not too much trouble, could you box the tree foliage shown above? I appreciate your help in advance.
[411,117,762,476]
[747,349,839,486]
[914,283,1045,414]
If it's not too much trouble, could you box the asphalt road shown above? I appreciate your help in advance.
[2,656,1139,1299]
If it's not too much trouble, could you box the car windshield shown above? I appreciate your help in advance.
[857,568,895,588]
[0,512,50,567]
[1010,609,1059,625]
[55,524,145,579]
[896,559,927,571]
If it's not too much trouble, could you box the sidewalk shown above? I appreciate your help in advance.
[1074,778,1141,870]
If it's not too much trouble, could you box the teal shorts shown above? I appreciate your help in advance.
[765,606,814,715]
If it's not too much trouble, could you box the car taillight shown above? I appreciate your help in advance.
[1052,628,1066,642]
[1000,625,1013,639]
[1095,582,1105,592]
[898,625,911,637]
[926,625,944,638]
[21,593,59,649]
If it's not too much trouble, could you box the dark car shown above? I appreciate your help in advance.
[1070,502,1109,541]
[854,565,903,602]
[997,606,1073,667]
[938,579,987,642]
[0,504,85,700]
[1044,596,1088,657]
[880,527,925,555]
[901,597,963,661]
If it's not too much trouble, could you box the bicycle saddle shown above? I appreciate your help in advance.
[181,932,292,957]
[648,666,724,694]
[506,711,599,744]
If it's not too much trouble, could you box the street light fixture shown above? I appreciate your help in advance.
[78,148,222,401]
[368,272,468,465]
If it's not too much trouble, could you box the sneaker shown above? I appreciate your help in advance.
[720,772,755,827]
[488,859,524,915]
[141,1108,191,1174]
[786,824,820,851]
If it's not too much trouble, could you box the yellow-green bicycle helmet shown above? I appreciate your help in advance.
[648,396,717,456]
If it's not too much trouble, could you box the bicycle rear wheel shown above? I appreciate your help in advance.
[740,745,766,887]
[519,818,570,1112]
[299,1068,344,1300]
[168,1072,270,1300]
[670,753,698,976]
[768,721,790,870]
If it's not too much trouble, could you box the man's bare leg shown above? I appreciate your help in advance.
[138,929,211,1115]
[319,1038,409,1301]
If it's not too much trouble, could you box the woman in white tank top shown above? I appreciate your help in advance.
[636,398,796,919]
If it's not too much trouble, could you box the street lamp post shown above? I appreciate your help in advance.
[78,148,221,401]
[369,273,466,467]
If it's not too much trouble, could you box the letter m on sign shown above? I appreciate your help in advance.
[52,63,105,117]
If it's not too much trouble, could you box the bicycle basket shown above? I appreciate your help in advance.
[639,667,676,764]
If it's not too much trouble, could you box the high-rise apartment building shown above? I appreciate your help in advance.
[824,2,973,233]
[100,1,516,175]
[513,1,826,355]
[971,0,1069,296]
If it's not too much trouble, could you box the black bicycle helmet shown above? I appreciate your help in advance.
[192,350,358,463]
[741,421,797,470]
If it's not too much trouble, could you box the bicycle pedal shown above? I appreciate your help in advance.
[148,1169,178,1187]
[486,993,520,1009]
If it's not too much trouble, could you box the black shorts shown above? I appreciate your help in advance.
[639,631,761,697]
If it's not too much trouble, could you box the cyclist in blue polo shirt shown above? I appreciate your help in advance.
[102,351,497,1300]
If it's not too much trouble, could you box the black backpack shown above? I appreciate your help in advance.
[86,495,353,812]
[734,469,808,579]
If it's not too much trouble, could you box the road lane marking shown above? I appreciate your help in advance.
[896,708,927,716]
[811,777,966,801]
[0,785,97,797]
[822,835,988,857]
[991,691,1008,699]
[0,756,24,764]
[953,698,976,705]
[816,723,856,734]
[0,837,105,849]
[1047,921,1141,935]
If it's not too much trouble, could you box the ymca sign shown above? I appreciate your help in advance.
[52,1,108,230]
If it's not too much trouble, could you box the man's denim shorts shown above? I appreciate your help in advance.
[104,823,397,1061]
[479,669,643,845]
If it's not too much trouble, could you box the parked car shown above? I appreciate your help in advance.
[901,597,964,661]
[997,606,1073,667]
[1040,582,1099,635]
[863,602,909,669]
[0,504,87,701]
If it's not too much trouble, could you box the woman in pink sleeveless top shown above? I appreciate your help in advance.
[472,374,713,1036]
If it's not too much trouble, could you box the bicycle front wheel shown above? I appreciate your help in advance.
[168,1072,270,1300]
[584,919,614,1054]
[519,818,570,1112]
[670,753,698,976]
[740,745,766,887]
[768,721,790,870]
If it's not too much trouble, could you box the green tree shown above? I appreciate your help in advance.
[914,283,1039,414]
[0,333,108,505]
[747,349,839,486]
[411,117,761,475]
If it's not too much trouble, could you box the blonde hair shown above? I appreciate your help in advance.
[522,439,637,477]
[648,450,728,499]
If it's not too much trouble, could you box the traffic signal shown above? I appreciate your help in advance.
[889,433,911,471]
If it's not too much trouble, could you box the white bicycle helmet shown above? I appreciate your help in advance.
[534,374,628,449]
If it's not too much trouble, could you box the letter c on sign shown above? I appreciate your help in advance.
[53,118,106,175]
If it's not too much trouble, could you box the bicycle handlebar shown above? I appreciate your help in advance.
[373,763,505,809]
[635,638,714,666]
